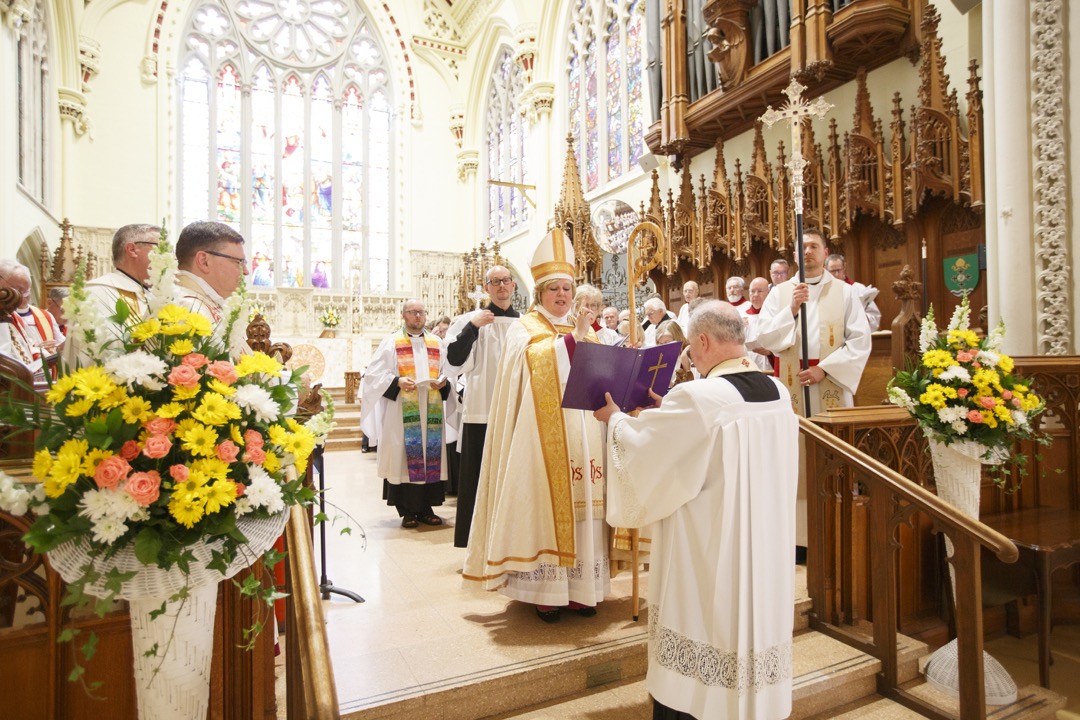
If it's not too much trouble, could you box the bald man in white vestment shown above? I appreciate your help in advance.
[596,300,798,720]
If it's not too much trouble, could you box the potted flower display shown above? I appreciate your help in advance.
[887,295,1047,705]
[319,306,339,338]
[0,233,315,719]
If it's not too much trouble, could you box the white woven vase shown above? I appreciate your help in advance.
[924,440,1016,706]
[47,510,289,720]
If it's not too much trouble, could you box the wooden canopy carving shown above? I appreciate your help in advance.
[642,6,983,277]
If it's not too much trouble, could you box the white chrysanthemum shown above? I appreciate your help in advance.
[937,405,967,424]
[90,517,128,545]
[79,488,141,523]
[234,497,254,516]
[244,465,285,514]
[986,321,1006,353]
[221,281,250,361]
[105,350,169,390]
[975,351,1000,368]
[234,384,281,423]
[950,419,969,435]
[1012,410,1029,428]
[0,473,31,516]
[888,386,916,412]
[30,485,49,516]
[918,306,937,353]
[937,365,972,383]
[64,263,109,364]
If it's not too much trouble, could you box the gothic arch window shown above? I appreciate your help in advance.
[485,47,529,241]
[17,0,50,205]
[178,0,395,293]
[567,0,646,192]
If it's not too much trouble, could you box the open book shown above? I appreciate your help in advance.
[561,341,681,412]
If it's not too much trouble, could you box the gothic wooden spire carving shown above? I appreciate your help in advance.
[553,134,598,282]
[843,68,889,228]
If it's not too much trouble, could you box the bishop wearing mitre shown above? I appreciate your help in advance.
[463,229,609,623]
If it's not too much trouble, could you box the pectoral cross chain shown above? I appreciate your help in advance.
[647,355,669,392]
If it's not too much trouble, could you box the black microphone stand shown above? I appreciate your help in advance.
[313,446,364,603]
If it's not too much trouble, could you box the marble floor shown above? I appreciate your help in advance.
[287,448,1079,719]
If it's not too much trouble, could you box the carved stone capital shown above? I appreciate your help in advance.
[457,149,480,183]
[448,104,465,150]
[0,0,33,29]
[79,36,102,93]
[519,81,554,126]
[58,87,91,137]
[512,23,538,86]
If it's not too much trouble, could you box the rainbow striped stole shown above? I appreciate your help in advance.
[395,329,443,483]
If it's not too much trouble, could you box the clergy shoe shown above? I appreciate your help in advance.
[795,545,807,565]
[535,606,562,623]
[573,606,597,618]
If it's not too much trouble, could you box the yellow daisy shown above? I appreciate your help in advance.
[180,424,219,458]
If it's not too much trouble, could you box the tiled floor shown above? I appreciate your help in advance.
[292,448,1079,719]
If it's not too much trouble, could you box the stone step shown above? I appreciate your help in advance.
[901,678,1066,720]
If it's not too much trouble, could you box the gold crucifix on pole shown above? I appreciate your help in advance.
[487,180,537,208]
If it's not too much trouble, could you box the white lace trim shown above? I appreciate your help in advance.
[649,607,792,692]
[514,556,610,583]
[609,417,647,528]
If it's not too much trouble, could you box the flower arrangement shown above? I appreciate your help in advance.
[0,230,315,689]
[320,306,340,329]
[887,296,1047,475]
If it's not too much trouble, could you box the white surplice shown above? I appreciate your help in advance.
[606,358,798,720]
[360,330,448,484]
[462,307,609,607]
[443,309,518,426]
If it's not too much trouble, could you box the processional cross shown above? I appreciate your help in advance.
[760,79,832,417]
[467,284,487,310]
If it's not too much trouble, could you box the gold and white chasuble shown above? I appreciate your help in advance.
[606,358,799,720]
[462,308,609,607]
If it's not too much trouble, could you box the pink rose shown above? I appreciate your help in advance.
[206,361,239,385]
[144,417,177,436]
[972,362,981,369]
[169,464,189,482]
[234,482,246,497]
[142,434,173,459]
[244,446,266,465]
[967,410,984,423]
[979,396,996,410]
[956,388,969,398]
[120,440,141,461]
[1012,398,1022,409]
[94,456,131,490]
[217,440,240,463]
[182,353,209,369]
[125,471,162,507]
[168,364,201,389]
[956,351,974,363]
[244,429,264,449]
[1002,390,1013,400]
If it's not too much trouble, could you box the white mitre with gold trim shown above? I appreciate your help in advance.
[530,228,575,285]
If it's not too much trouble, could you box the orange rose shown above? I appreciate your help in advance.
[144,417,177,436]
[142,434,173,460]
[216,440,240,463]
[206,361,239,385]
[125,471,162,507]
[167,364,200,389]
[120,440,141,461]
[182,353,209,369]
[94,456,131,490]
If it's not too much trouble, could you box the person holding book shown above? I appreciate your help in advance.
[463,229,609,623]
[443,265,520,548]
[595,300,798,720]
[361,299,451,528]
[655,320,695,386]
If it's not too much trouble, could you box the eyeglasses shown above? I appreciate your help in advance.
[205,250,247,268]
[134,241,159,247]
[486,277,514,286]
[404,310,427,316]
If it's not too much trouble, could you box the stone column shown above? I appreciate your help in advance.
[982,2,1035,354]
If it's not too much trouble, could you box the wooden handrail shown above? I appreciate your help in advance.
[800,416,1018,720]
[284,505,340,719]
[799,417,1017,563]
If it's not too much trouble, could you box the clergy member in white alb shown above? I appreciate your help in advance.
[463,228,609,624]
[595,300,798,720]
[85,224,159,323]
[174,221,249,325]
[361,299,450,528]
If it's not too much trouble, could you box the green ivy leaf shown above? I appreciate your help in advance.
[79,632,99,661]
[134,527,163,566]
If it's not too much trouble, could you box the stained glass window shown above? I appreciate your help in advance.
[566,0,648,192]
[178,0,395,292]
[16,0,50,205]
[484,47,530,242]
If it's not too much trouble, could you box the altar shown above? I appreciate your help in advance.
[276,335,374,389]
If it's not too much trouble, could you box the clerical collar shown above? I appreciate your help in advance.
[117,267,150,289]
[176,270,227,306]
[405,329,425,338]
[805,273,825,286]
[535,305,570,325]
[16,308,32,317]
[705,356,758,378]
[487,302,519,317]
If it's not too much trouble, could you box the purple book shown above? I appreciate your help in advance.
[561,341,682,412]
